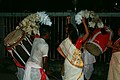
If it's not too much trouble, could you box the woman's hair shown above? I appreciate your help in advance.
[68,23,79,44]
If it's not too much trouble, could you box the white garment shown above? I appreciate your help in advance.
[59,38,84,80]
[16,67,24,80]
[23,38,49,80]
[83,49,96,80]
[108,38,120,80]
[107,52,120,80]
[23,61,41,80]
[83,50,96,65]
[29,38,49,67]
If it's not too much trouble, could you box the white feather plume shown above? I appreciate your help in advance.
[16,11,52,35]
[75,10,104,28]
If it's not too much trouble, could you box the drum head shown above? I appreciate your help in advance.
[4,29,26,48]
[86,42,102,56]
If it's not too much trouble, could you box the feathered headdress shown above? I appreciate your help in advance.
[75,10,104,28]
[16,11,52,35]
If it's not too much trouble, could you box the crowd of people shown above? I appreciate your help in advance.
[56,17,120,80]
[6,14,120,80]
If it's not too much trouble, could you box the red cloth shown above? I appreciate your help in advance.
[7,47,25,68]
[35,34,40,38]
[75,37,83,49]
[7,47,12,50]
[30,34,40,41]
[13,58,25,68]
[40,68,47,80]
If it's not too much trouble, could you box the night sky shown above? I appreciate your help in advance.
[0,0,119,12]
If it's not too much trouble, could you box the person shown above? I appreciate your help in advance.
[75,18,95,80]
[82,41,96,80]
[57,17,89,80]
[23,25,51,80]
[107,27,120,80]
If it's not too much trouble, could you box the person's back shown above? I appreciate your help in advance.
[23,25,51,80]
[57,18,88,80]
[28,38,48,67]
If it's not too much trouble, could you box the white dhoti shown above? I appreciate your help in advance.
[83,50,96,80]
[23,61,49,80]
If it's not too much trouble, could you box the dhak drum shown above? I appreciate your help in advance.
[86,27,112,56]
[4,29,32,68]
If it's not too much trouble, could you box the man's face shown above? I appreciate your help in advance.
[45,32,51,40]
[46,33,49,39]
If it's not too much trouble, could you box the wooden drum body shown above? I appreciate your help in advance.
[4,29,32,68]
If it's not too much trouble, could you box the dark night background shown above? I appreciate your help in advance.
[0,0,119,12]
[0,0,120,80]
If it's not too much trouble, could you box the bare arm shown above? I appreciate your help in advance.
[105,40,113,48]
[43,56,49,71]
[57,47,66,58]
[82,17,89,42]
[43,57,53,76]
[105,40,120,53]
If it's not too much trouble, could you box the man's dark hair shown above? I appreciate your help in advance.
[39,25,51,37]
[100,28,108,35]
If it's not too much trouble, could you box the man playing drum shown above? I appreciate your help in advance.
[23,25,51,80]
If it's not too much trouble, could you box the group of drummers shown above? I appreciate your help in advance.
[59,16,120,80]
[3,12,120,80]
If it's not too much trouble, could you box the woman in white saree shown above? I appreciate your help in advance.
[107,27,120,80]
[57,17,89,80]
[58,37,84,80]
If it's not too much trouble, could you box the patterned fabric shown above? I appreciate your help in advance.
[59,37,84,80]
